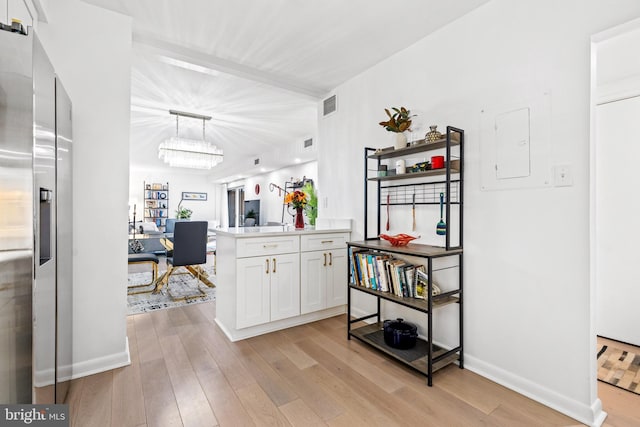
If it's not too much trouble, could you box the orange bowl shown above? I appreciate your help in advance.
[379,233,419,246]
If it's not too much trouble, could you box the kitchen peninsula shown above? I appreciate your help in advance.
[215,225,351,341]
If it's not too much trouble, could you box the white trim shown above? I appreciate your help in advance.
[33,338,131,385]
[216,306,346,342]
[69,337,131,380]
[464,354,605,427]
[596,74,640,105]
[350,306,605,425]
[591,16,640,43]
[589,33,602,427]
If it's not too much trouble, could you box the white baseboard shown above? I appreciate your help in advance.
[216,306,346,342]
[68,337,131,380]
[458,354,606,427]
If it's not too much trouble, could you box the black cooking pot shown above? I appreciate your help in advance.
[383,318,418,349]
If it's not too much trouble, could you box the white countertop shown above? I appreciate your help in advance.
[214,226,351,238]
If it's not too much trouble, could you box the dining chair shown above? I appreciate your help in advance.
[158,220,212,300]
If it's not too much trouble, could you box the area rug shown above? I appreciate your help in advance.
[597,345,640,395]
[127,267,216,315]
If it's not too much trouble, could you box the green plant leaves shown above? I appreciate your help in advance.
[379,106,415,133]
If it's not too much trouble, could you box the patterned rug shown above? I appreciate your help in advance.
[597,345,640,395]
[127,266,216,315]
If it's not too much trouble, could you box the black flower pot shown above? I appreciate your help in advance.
[383,318,418,349]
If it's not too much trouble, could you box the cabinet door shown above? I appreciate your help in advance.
[270,253,300,322]
[236,257,270,329]
[326,250,348,308]
[300,251,327,314]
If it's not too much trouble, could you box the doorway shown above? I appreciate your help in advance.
[591,18,640,424]
[227,187,245,226]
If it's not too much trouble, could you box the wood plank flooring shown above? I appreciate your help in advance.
[66,300,637,426]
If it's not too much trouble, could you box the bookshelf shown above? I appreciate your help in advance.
[347,126,464,386]
[144,181,169,230]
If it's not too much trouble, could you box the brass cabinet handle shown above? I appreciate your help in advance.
[272,258,276,273]
[321,240,334,244]
[263,244,278,248]
[329,252,332,266]
[323,253,327,266]
[265,259,269,274]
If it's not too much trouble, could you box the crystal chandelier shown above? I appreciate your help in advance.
[158,110,223,169]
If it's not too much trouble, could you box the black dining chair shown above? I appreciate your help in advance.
[160,220,212,300]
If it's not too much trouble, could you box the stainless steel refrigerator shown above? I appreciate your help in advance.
[0,28,73,404]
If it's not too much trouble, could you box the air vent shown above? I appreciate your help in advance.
[303,138,313,148]
[323,95,337,116]
[254,158,260,165]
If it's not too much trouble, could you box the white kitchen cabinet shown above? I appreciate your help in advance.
[300,251,324,314]
[236,253,299,329]
[326,250,347,308]
[215,227,351,341]
[300,233,350,314]
[300,249,347,314]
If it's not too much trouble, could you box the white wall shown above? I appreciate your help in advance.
[37,0,132,377]
[129,169,224,225]
[234,161,317,226]
[318,1,640,425]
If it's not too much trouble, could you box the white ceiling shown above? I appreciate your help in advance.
[81,0,490,182]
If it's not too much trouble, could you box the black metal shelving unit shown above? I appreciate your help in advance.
[348,126,464,386]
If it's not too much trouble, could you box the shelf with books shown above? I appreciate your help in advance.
[348,125,464,386]
[347,240,463,386]
[143,181,169,230]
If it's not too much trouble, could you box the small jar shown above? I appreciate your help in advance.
[395,159,406,174]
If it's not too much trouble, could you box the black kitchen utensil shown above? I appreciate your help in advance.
[436,192,446,235]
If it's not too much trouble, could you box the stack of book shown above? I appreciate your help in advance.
[350,248,432,299]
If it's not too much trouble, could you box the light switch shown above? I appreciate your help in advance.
[554,164,573,187]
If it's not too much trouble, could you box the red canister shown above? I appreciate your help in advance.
[431,155,445,169]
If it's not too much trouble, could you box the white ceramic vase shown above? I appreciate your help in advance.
[394,132,407,150]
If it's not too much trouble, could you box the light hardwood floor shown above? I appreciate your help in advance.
[69,297,611,427]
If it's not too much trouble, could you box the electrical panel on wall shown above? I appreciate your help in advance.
[479,91,551,191]
[495,107,531,179]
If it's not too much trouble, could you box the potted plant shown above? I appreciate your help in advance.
[244,209,256,227]
[176,206,192,219]
[379,107,415,149]
[302,182,318,227]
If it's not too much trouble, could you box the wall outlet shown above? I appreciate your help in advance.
[554,164,573,187]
